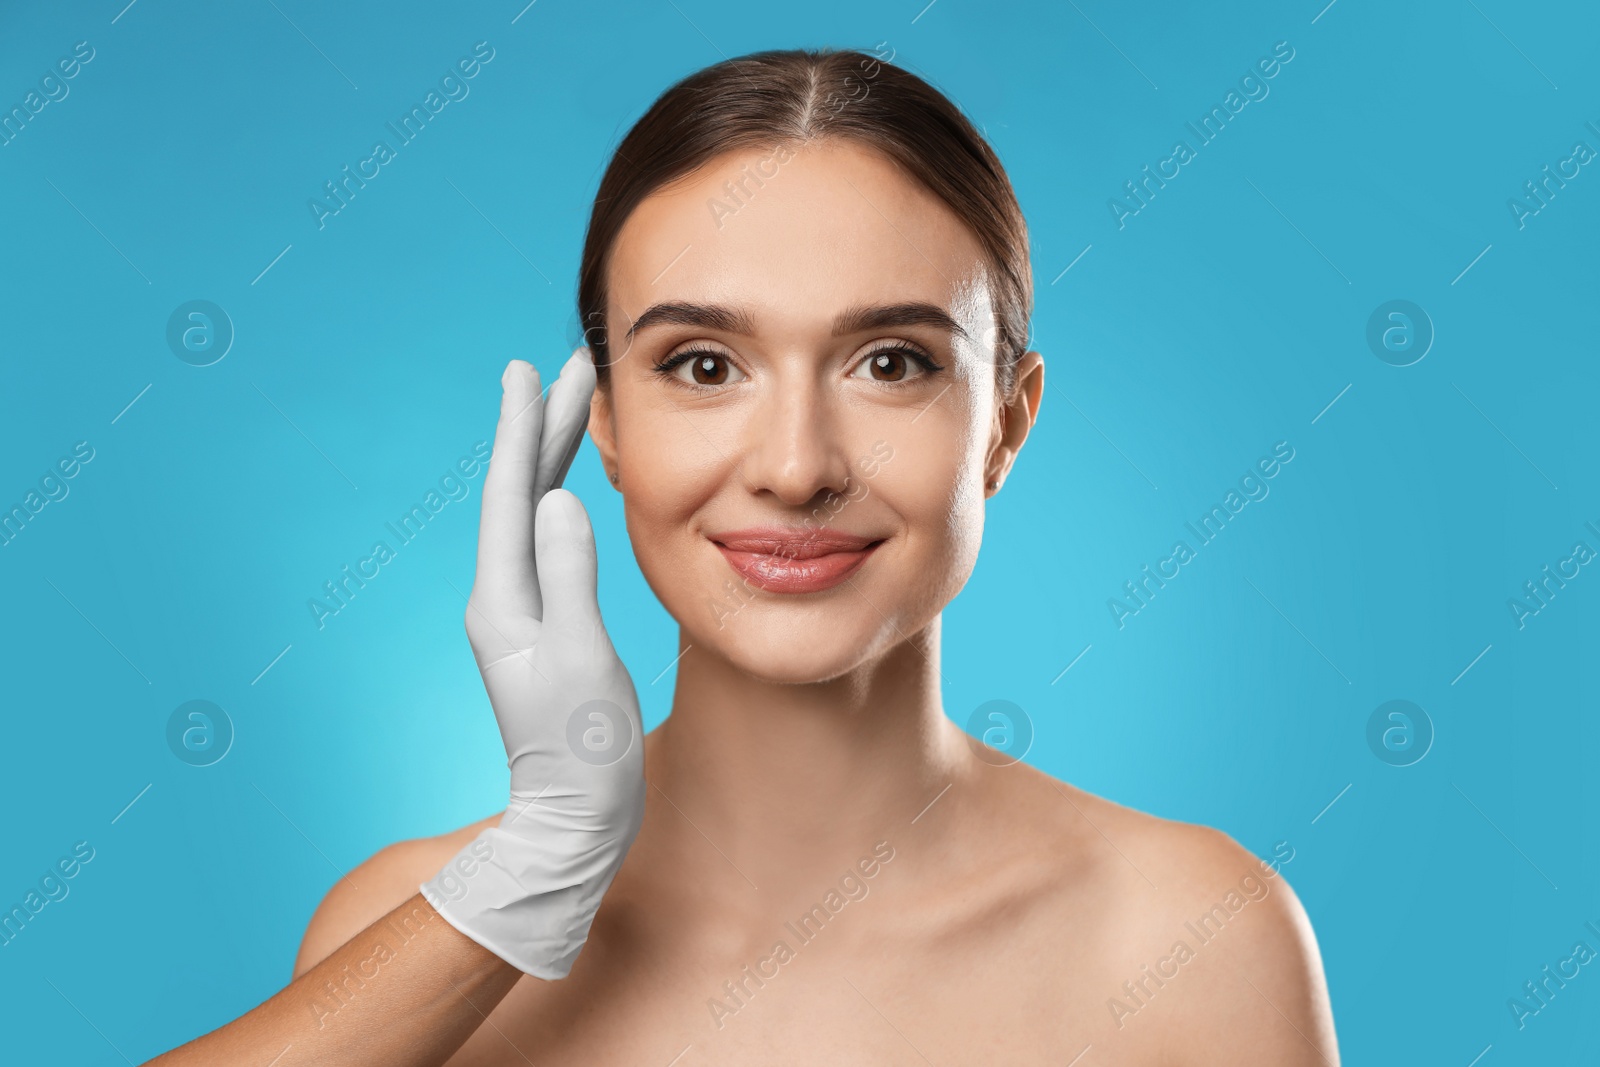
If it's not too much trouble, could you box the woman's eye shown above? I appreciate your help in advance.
[657,349,746,387]
[851,346,936,384]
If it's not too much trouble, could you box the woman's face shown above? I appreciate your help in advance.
[588,139,1039,684]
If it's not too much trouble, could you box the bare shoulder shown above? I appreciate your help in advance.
[291,813,499,977]
[987,760,1281,899]
[993,763,1339,1064]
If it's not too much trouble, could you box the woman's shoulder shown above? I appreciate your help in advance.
[291,812,500,977]
[1003,761,1309,938]
[978,758,1275,890]
[987,762,1336,1061]
[1035,769,1272,892]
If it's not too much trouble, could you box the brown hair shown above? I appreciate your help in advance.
[576,46,1033,399]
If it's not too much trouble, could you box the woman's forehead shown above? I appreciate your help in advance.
[606,140,992,339]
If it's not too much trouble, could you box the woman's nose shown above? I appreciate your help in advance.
[737,376,854,508]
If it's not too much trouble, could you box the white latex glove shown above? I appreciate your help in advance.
[421,349,646,980]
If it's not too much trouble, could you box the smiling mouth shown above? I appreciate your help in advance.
[709,529,886,594]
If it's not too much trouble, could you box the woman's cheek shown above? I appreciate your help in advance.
[615,412,714,604]
[922,420,989,592]
[878,445,983,596]
[620,392,730,501]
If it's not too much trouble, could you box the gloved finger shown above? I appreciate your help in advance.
[474,359,547,624]
[534,347,596,498]
[533,488,605,645]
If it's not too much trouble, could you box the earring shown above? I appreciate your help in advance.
[610,472,619,485]
[986,477,998,491]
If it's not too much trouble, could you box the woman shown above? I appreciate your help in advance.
[149,47,1338,1065]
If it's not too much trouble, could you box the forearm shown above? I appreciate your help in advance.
[146,893,523,1067]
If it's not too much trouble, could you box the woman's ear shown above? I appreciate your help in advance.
[984,350,1044,496]
[588,378,621,490]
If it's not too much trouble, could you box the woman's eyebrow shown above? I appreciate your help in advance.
[623,301,970,341]
[834,302,971,340]
[625,302,756,340]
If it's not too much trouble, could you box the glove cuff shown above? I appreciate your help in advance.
[419,823,621,980]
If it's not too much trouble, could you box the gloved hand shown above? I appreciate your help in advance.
[421,348,646,980]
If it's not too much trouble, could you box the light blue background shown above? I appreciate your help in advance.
[2,0,1595,1062]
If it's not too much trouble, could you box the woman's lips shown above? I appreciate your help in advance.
[710,528,884,594]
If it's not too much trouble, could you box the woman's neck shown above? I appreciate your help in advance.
[645,614,973,898]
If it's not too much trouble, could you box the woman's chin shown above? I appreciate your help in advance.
[698,611,891,685]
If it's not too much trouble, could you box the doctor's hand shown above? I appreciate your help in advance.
[422,349,646,981]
